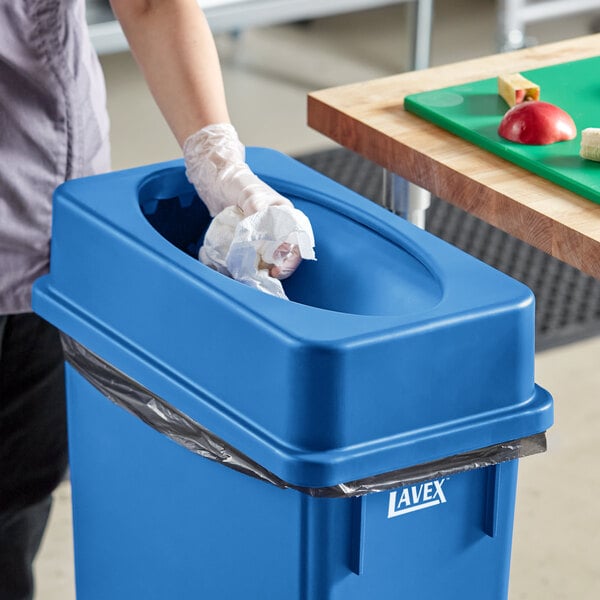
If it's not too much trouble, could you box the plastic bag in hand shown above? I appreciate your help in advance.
[199,204,316,299]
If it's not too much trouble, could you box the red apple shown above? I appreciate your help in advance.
[498,100,577,145]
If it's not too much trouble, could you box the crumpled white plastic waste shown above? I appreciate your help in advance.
[184,122,316,298]
[199,204,316,299]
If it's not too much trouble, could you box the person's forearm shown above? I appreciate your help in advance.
[110,0,230,146]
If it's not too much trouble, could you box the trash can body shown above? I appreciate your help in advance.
[67,366,519,600]
[33,148,553,599]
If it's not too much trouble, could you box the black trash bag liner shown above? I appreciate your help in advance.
[61,334,547,498]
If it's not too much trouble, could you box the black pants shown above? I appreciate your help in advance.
[0,313,68,600]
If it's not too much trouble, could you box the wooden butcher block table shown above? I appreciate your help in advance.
[307,35,600,280]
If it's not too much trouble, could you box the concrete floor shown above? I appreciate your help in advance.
[34,1,600,598]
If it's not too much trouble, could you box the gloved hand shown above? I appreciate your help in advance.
[183,123,316,297]
[199,204,314,299]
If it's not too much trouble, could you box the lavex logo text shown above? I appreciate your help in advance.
[387,479,447,518]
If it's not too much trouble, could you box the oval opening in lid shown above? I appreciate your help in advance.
[138,167,443,317]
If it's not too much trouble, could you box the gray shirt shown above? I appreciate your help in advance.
[0,0,110,314]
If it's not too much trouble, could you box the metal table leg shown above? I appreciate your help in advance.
[497,0,600,52]
[383,171,431,227]
[410,0,434,70]
[384,0,434,228]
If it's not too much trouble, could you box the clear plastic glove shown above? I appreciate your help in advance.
[183,123,294,217]
[183,123,316,297]
[199,204,316,299]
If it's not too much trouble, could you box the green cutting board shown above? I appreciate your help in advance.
[404,56,600,204]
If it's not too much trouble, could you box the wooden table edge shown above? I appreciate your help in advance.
[307,34,600,280]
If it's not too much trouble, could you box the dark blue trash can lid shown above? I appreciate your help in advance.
[33,149,554,488]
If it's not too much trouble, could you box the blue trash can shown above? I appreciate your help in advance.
[33,148,553,600]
